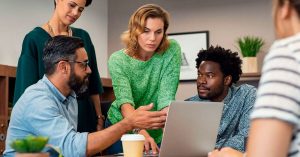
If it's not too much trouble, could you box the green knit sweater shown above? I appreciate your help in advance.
[107,39,181,143]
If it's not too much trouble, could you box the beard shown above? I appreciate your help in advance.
[68,70,90,95]
[197,84,225,101]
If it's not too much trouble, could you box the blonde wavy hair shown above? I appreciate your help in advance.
[121,4,170,56]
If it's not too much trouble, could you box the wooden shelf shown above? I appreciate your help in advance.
[237,73,261,87]
[0,64,16,77]
[240,73,261,81]
[0,64,16,154]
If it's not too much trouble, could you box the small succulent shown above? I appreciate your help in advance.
[10,135,49,153]
[236,36,264,57]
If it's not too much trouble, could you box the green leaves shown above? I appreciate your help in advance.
[10,135,49,153]
[237,36,264,57]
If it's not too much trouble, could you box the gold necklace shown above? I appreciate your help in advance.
[47,22,72,36]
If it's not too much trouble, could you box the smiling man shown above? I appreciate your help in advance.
[186,45,256,152]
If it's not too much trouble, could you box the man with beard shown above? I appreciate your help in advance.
[186,46,256,152]
[4,36,167,157]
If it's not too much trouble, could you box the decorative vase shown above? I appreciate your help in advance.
[242,57,258,73]
[15,152,50,157]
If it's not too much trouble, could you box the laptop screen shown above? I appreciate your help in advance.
[159,101,223,157]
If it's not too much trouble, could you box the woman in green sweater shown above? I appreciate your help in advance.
[13,0,104,133]
[105,4,181,155]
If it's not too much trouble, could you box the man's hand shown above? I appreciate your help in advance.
[208,147,243,157]
[139,129,159,155]
[127,103,167,130]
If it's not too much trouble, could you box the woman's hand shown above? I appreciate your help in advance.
[139,129,159,155]
[96,117,105,131]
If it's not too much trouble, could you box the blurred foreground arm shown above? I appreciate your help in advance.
[247,119,293,157]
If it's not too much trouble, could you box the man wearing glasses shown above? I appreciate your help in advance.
[4,36,167,157]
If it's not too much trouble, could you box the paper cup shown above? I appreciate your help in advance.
[121,134,145,157]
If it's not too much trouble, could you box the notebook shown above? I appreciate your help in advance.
[158,101,224,157]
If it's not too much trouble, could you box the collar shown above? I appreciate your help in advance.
[42,75,77,104]
[222,86,233,105]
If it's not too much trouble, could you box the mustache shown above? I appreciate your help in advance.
[197,84,209,90]
[84,74,90,80]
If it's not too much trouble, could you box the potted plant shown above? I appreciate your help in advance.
[236,36,264,73]
[10,135,49,157]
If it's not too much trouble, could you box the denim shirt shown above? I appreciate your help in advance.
[186,84,256,152]
[4,75,88,157]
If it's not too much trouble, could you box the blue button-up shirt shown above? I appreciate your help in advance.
[186,84,256,152]
[4,75,88,157]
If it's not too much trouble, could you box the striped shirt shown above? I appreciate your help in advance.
[251,33,300,157]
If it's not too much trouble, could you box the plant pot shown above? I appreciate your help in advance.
[15,152,50,157]
[242,57,258,73]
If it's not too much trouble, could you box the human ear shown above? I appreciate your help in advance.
[224,75,232,86]
[280,1,292,19]
[57,61,68,74]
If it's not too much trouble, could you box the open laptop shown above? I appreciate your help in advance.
[158,101,224,157]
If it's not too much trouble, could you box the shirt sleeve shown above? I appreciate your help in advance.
[251,49,300,126]
[216,87,256,152]
[156,40,181,110]
[13,34,39,105]
[24,97,88,157]
[108,53,135,109]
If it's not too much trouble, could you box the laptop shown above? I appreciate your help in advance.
[158,101,224,157]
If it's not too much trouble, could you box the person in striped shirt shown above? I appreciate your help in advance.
[209,0,300,157]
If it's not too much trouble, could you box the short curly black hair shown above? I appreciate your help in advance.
[196,45,242,85]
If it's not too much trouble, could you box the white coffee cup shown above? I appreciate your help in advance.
[121,134,145,157]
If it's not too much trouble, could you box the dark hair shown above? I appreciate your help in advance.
[278,0,300,16]
[43,35,84,75]
[196,45,242,85]
[54,0,92,7]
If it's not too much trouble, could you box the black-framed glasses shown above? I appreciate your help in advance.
[56,60,90,70]
[68,60,89,70]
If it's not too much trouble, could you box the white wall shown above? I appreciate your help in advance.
[107,0,274,100]
[0,0,108,77]
[1,0,274,98]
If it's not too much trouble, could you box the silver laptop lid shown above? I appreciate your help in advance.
[159,101,223,157]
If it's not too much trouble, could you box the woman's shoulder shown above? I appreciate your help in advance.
[71,27,90,37]
[108,50,130,68]
[21,27,50,48]
[71,27,87,32]
[24,27,48,39]
[164,39,181,53]
[109,49,126,61]
[160,39,181,58]
[168,39,180,48]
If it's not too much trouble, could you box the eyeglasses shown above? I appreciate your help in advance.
[56,60,90,70]
[68,60,90,70]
